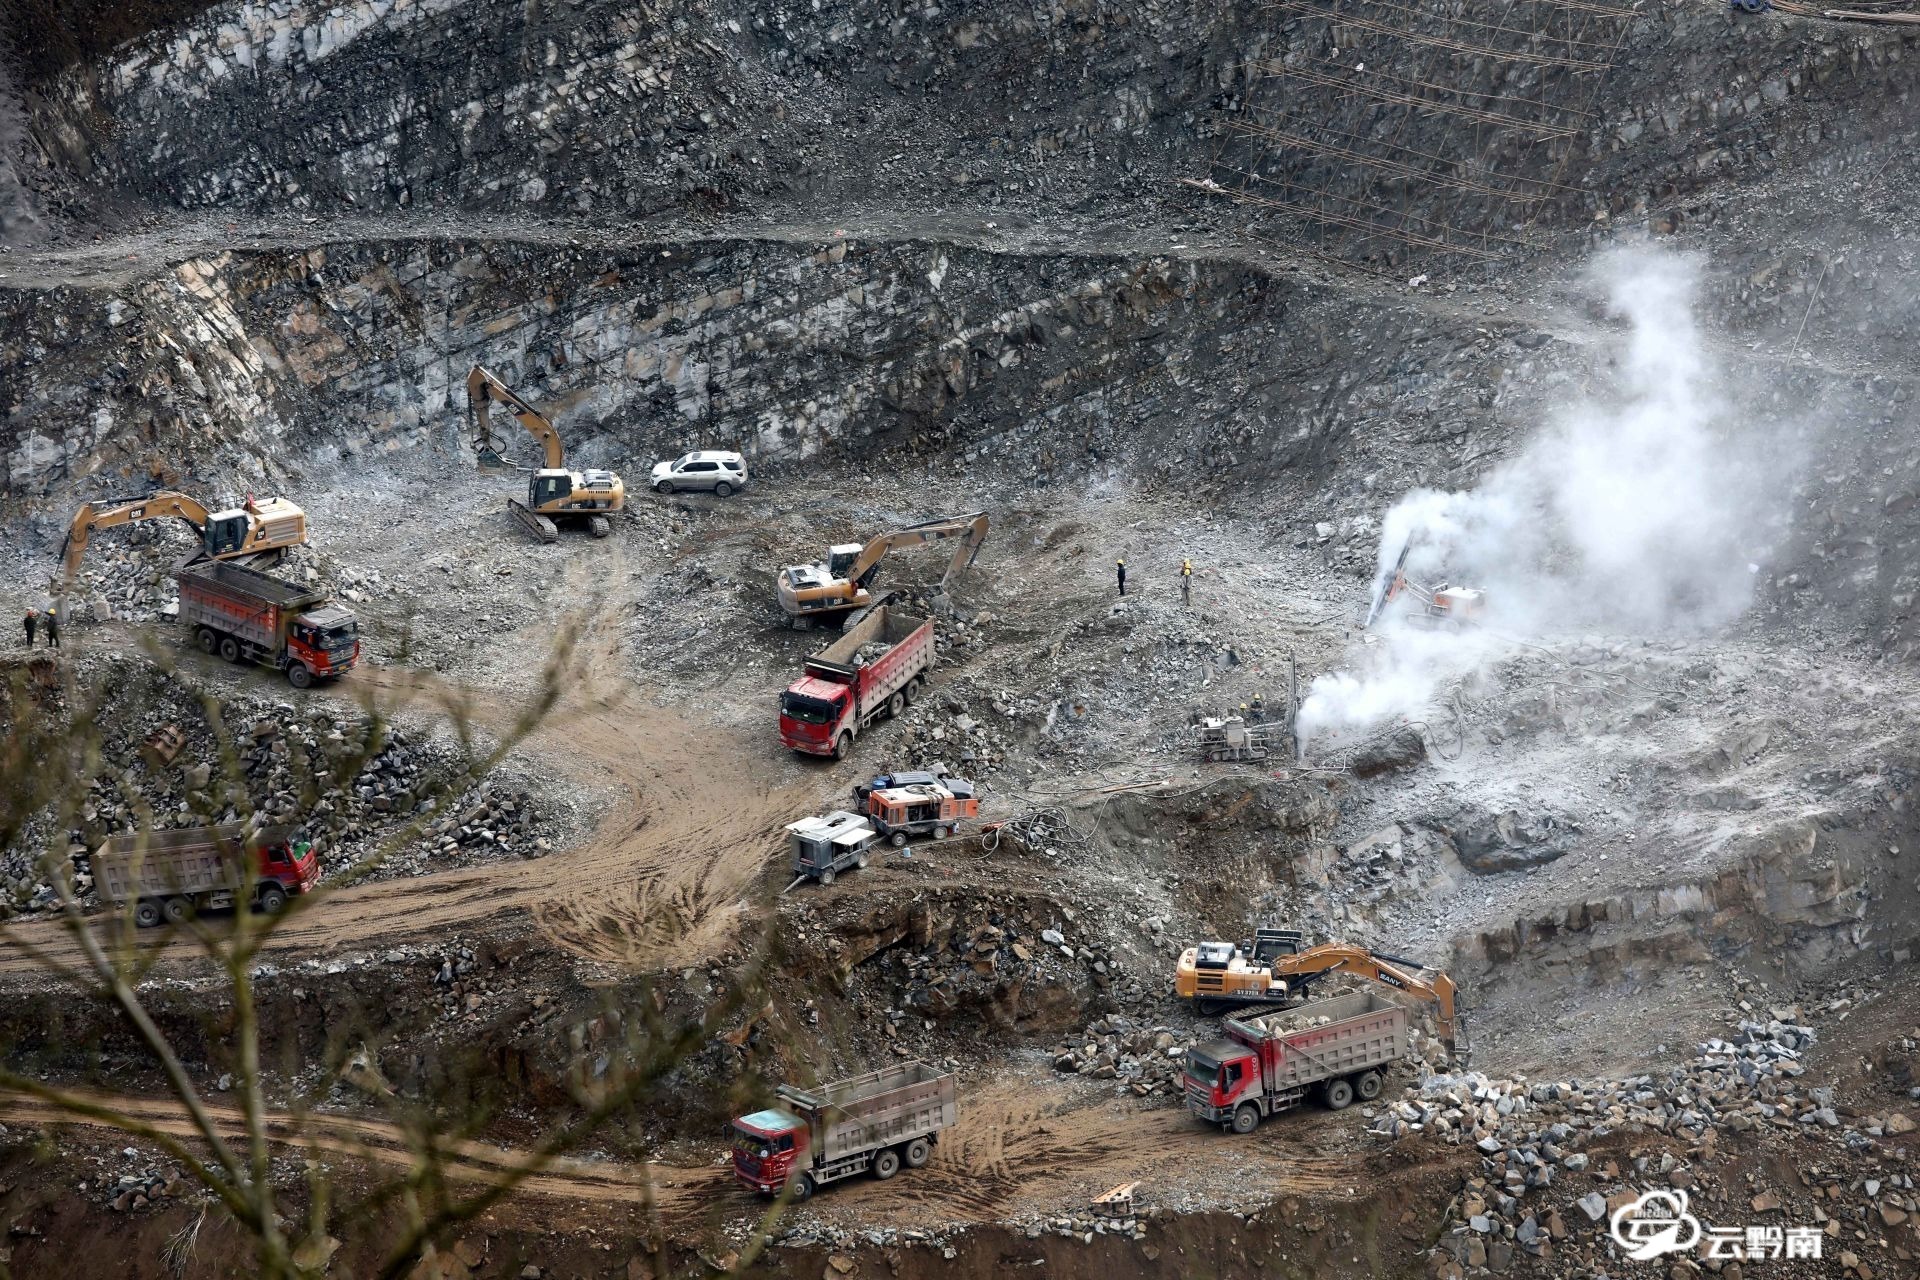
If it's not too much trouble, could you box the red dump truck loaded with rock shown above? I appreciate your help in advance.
[732,1061,957,1201]
[778,606,933,759]
[177,559,360,688]
[94,824,320,928]
[1185,989,1409,1133]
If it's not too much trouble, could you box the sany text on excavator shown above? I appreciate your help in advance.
[1175,927,1470,1063]
[776,512,989,627]
[466,365,625,542]
[56,491,308,599]
[1366,536,1486,629]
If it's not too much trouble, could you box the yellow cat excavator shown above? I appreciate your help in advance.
[466,365,625,542]
[776,512,989,627]
[56,491,309,597]
[1175,927,1470,1062]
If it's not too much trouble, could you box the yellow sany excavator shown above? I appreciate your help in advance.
[1176,927,1470,1063]
[56,491,309,597]
[466,365,625,542]
[776,513,990,627]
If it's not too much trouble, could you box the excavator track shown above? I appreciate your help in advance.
[508,499,560,544]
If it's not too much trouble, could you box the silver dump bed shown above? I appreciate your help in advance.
[1234,989,1409,1089]
[93,824,288,902]
[777,1060,957,1163]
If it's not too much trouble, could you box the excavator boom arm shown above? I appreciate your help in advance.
[467,366,565,470]
[1272,942,1462,1052]
[846,512,991,586]
[58,492,213,588]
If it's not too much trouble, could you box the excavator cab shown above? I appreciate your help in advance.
[824,543,864,581]
[1250,927,1304,967]
[204,511,251,557]
[530,470,573,510]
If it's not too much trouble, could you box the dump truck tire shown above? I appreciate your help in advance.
[873,1149,901,1181]
[1356,1071,1383,1101]
[790,1174,813,1202]
[197,628,218,654]
[1325,1078,1355,1111]
[905,1139,930,1168]
[219,637,241,662]
[1231,1104,1260,1135]
[164,897,191,924]
[257,884,288,915]
[588,515,611,538]
[833,734,852,761]
[286,662,314,689]
[887,692,904,718]
[134,900,162,929]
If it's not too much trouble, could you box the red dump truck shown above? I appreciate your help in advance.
[732,1061,957,1201]
[94,824,320,928]
[778,605,933,759]
[1184,989,1409,1134]
[178,560,359,688]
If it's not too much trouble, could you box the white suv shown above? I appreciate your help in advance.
[650,450,748,496]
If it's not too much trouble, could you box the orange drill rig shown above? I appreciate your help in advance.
[1366,537,1486,629]
[1175,927,1470,1063]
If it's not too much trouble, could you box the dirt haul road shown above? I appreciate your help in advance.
[0,1075,1375,1234]
[0,658,810,978]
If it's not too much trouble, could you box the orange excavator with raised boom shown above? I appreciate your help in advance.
[467,365,625,542]
[1175,927,1470,1063]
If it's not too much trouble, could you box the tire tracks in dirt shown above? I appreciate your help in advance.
[0,1091,727,1218]
[0,618,811,980]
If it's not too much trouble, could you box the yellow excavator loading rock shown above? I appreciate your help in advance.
[776,512,989,627]
[466,365,625,542]
[55,490,309,599]
[1176,927,1471,1064]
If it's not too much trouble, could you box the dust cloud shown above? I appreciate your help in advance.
[1296,249,1791,753]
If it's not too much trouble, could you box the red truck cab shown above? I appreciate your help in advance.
[778,678,848,755]
[286,606,360,682]
[268,833,324,896]
[1184,1038,1261,1122]
[732,1108,808,1194]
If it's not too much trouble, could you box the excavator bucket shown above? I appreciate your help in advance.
[474,436,516,472]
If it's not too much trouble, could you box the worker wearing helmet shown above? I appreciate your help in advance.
[1180,558,1193,608]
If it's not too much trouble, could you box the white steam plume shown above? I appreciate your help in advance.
[1297,249,1786,752]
